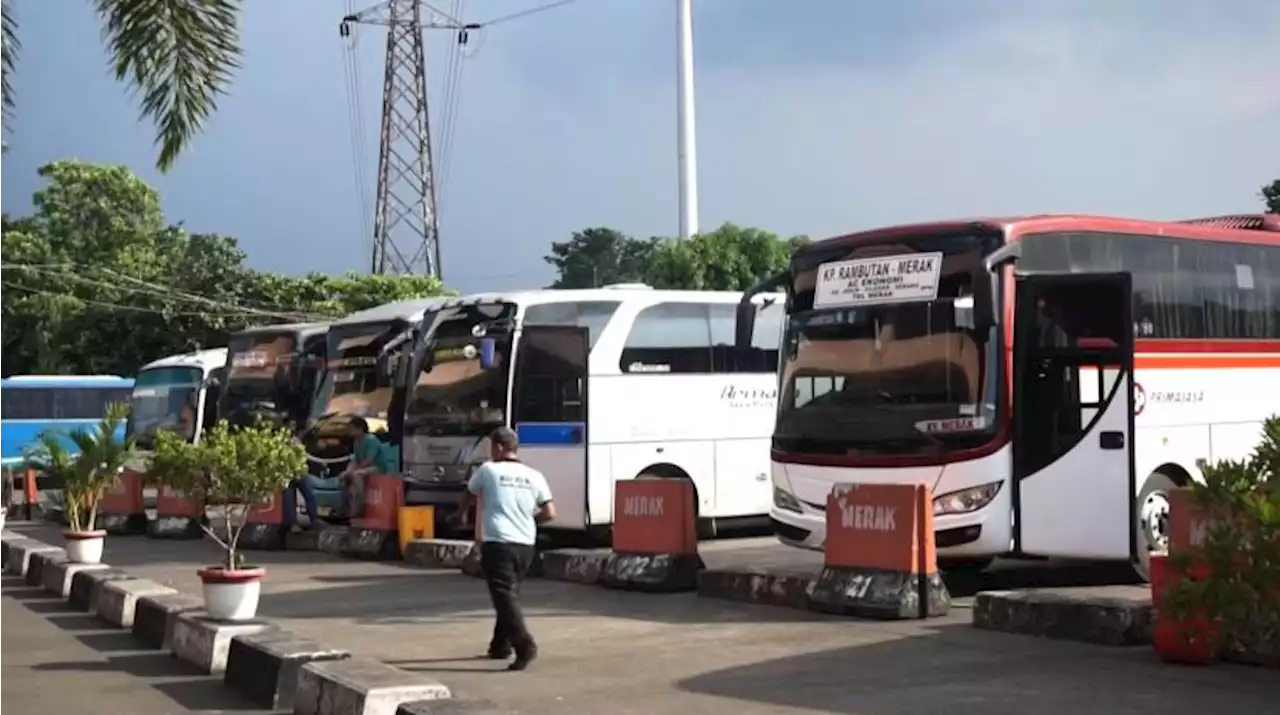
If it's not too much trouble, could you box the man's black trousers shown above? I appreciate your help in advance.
[480,541,536,654]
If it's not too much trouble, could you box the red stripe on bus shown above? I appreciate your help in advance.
[1135,339,1280,353]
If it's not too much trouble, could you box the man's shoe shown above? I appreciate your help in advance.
[487,646,512,660]
[508,648,538,671]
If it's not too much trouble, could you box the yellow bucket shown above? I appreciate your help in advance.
[397,505,435,556]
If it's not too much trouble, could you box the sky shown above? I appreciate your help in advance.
[3,0,1278,294]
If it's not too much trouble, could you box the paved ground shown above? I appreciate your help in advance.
[7,522,1278,715]
[2,575,273,715]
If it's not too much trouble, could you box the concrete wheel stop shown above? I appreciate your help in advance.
[295,656,451,715]
[68,567,135,610]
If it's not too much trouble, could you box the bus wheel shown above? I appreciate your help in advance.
[1133,471,1176,582]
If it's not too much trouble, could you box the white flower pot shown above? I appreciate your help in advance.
[64,530,106,564]
[198,566,265,621]
[0,507,7,532]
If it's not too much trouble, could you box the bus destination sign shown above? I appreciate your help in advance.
[813,252,944,308]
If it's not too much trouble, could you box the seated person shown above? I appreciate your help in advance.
[340,416,387,518]
[282,430,322,530]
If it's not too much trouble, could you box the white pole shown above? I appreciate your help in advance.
[676,0,699,239]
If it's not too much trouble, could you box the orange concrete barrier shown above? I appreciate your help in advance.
[240,490,288,551]
[599,478,702,592]
[347,474,403,560]
[1154,489,1221,663]
[351,473,403,533]
[98,468,148,535]
[146,486,205,539]
[809,483,950,619]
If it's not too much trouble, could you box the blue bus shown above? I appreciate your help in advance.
[0,375,136,466]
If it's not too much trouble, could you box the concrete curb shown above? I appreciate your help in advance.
[538,549,608,585]
[599,552,702,593]
[224,628,351,710]
[97,578,177,628]
[145,515,204,540]
[68,567,135,611]
[342,528,400,561]
[42,558,107,599]
[403,538,475,570]
[5,531,459,713]
[26,549,66,587]
[170,612,274,674]
[132,591,207,650]
[696,567,816,610]
[6,538,63,579]
[295,657,451,715]
[398,699,521,714]
[972,589,1153,646]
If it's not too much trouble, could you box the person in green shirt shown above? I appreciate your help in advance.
[340,416,386,518]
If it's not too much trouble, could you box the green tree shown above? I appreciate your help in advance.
[2,1,242,170]
[1262,179,1279,213]
[643,223,808,291]
[1,160,453,376]
[544,227,659,289]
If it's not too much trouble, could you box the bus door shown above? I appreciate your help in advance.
[512,325,589,529]
[1010,271,1135,561]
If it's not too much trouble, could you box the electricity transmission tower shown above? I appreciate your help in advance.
[341,2,475,279]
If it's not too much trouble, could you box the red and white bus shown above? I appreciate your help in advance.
[737,213,1280,578]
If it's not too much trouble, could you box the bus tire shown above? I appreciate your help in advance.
[1133,471,1178,582]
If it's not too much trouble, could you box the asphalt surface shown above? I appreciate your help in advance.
[6,522,1278,715]
[2,574,274,715]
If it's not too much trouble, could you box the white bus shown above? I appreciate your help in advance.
[395,284,786,539]
[127,348,228,449]
[740,213,1279,579]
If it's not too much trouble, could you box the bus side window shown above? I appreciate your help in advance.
[515,329,587,423]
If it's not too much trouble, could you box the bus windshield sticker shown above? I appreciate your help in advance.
[1235,264,1254,290]
[232,351,269,368]
[914,416,988,434]
[814,252,944,308]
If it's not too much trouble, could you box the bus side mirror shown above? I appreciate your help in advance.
[970,272,997,331]
[735,301,757,350]
[479,338,496,370]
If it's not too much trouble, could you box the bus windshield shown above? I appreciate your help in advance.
[310,323,399,424]
[775,233,1001,457]
[405,303,515,438]
[224,332,296,427]
[128,367,202,448]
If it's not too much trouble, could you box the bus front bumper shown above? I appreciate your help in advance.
[769,494,1012,560]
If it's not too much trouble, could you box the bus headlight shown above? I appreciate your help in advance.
[774,487,802,514]
[933,481,1002,516]
[772,467,802,514]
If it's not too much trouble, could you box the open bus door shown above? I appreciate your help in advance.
[1010,271,1136,561]
[512,325,589,530]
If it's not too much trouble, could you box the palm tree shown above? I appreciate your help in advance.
[1,1,243,170]
[25,402,137,533]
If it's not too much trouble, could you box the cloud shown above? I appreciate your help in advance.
[435,1,1280,291]
[3,1,1276,295]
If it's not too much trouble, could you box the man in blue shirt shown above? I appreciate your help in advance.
[462,426,555,671]
[340,416,386,518]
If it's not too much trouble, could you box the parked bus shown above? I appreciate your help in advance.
[1,375,134,465]
[392,285,786,539]
[305,298,449,516]
[127,349,228,449]
[220,322,329,429]
[738,213,1280,578]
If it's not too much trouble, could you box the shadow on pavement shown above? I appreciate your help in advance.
[676,620,1279,715]
[3,576,268,713]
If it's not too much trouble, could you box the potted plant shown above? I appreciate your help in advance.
[148,419,305,621]
[26,403,135,564]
